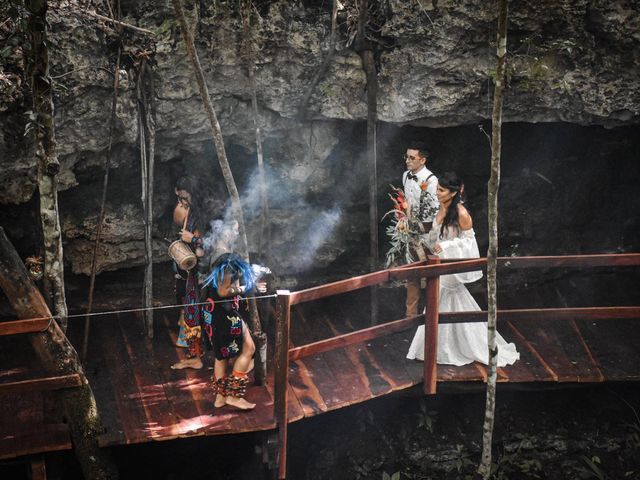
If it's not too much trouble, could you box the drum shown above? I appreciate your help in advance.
[168,240,197,271]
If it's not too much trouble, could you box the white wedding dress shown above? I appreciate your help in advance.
[406,220,520,367]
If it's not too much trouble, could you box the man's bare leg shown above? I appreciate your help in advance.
[213,359,227,408]
[225,328,256,410]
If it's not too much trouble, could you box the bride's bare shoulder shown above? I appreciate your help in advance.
[457,204,473,230]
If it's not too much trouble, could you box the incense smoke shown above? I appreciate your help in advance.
[199,165,344,273]
[293,207,343,271]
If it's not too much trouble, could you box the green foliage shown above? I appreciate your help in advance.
[415,400,438,433]
[576,455,607,480]
[382,472,401,480]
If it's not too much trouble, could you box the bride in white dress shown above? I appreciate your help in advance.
[406,172,519,367]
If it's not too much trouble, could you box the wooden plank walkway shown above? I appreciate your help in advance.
[1,290,639,456]
[85,292,640,446]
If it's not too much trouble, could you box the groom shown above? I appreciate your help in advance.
[402,141,438,317]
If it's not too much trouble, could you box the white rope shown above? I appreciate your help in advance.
[24,293,279,325]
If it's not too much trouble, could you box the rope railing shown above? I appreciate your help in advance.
[0,293,278,335]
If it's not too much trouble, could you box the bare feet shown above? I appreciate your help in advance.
[214,394,226,408]
[225,396,255,410]
[170,357,203,370]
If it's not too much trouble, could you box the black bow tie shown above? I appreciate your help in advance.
[407,172,419,182]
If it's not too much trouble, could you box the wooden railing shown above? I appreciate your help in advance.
[271,252,640,479]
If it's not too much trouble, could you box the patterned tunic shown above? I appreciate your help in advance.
[202,289,245,361]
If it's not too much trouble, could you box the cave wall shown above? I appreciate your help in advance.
[1,0,639,288]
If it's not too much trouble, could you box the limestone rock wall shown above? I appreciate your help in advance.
[1,0,639,283]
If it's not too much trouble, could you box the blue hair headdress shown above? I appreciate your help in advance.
[203,253,256,294]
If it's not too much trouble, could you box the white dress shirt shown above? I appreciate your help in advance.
[402,166,438,222]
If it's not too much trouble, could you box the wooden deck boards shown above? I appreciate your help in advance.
[87,300,640,445]
[1,296,639,457]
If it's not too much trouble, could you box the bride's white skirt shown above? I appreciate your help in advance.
[406,275,520,367]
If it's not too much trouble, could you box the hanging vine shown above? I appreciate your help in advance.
[136,53,157,338]
[240,0,271,263]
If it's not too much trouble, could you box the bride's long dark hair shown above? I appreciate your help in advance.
[439,171,465,239]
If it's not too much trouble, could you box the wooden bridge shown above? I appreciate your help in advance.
[1,234,639,478]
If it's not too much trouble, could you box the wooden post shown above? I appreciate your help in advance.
[423,256,440,394]
[273,290,291,479]
[30,455,46,480]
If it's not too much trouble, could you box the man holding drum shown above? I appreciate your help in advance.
[170,176,206,370]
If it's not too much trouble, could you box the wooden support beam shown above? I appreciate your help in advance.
[423,258,440,394]
[0,318,50,336]
[0,374,82,396]
[274,290,291,479]
[440,306,640,324]
[30,455,47,480]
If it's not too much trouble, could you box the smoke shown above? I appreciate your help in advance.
[292,207,343,271]
[198,165,345,273]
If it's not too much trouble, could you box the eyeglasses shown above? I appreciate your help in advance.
[404,154,420,161]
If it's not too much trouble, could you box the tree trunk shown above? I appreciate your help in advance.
[26,0,68,332]
[241,0,271,262]
[356,0,379,325]
[171,0,266,383]
[0,228,118,480]
[478,1,509,478]
[298,0,338,121]
[81,45,121,360]
[137,59,156,338]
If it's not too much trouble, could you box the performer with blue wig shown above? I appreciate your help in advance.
[202,252,263,410]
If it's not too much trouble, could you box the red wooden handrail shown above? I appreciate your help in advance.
[288,314,423,361]
[290,269,389,306]
[288,253,640,306]
[390,258,486,281]
[0,373,83,396]
[285,306,640,362]
[272,253,640,477]
[0,318,50,336]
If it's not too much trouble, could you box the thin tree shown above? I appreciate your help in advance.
[478,0,509,478]
[241,0,271,262]
[354,0,379,324]
[81,43,121,360]
[298,0,339,122]
[26,0,69,332]
[171,0,267,382]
